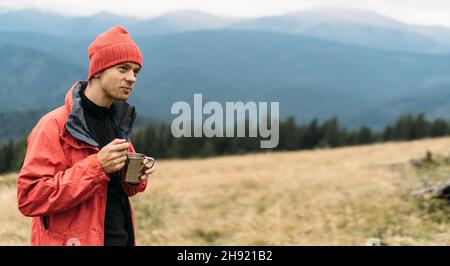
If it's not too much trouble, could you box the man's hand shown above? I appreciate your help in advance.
[97,139,130,174]
[138,157,156,182]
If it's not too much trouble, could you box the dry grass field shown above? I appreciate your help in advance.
[1,137,449,245]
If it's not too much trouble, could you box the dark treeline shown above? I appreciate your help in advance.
[1,113,450,174]
[0,138,27,174]
[132,113,450,159]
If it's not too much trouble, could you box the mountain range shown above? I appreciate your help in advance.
[1,7,450,135]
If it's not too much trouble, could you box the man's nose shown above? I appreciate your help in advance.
[125,71,136,83]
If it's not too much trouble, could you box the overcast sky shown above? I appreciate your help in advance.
[2,0,450,27]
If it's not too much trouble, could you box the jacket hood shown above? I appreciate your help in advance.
[64,81,137,147]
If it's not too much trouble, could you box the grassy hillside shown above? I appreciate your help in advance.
[1,137,449,245]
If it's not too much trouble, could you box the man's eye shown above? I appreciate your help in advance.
[119,66,127,71]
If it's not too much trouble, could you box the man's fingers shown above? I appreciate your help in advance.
[109,142,130,152]
[142,157,155,168]
[115,161,126,171]
[110,138,126,145]
[109,151,128,160]
[144,162,154,169]
[108,139,129,151]
[140,168,155,181]
[144,167,155,175]
[112,156,127,165]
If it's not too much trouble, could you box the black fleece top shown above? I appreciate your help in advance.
[80,89,134,246]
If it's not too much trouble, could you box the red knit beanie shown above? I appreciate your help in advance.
[87,25,143,80]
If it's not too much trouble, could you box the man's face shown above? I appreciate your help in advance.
[97,62,141,101]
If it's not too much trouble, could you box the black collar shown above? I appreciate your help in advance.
[65,81,137,147]
[80,88,114,120]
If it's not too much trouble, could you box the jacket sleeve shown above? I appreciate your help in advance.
[121,141,148,197]
[17,117,109,217]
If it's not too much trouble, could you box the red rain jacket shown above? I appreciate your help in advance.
[17,81,147,246]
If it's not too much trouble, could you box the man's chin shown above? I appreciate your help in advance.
[115,94,129,101]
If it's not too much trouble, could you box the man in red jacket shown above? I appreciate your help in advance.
[17,25,155,246]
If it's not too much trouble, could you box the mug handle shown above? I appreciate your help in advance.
[144,156,155,169]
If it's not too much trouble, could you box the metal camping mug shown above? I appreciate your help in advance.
[123,152,155,184]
